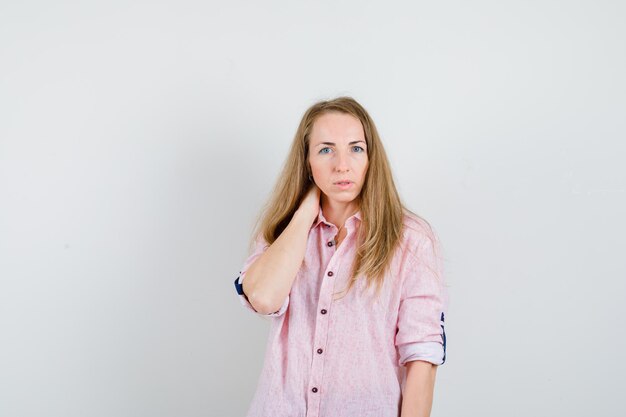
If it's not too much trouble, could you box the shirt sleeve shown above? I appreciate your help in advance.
[395,230,448,366]
[233,234,289,317]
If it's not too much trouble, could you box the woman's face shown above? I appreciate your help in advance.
[308,111,369,205]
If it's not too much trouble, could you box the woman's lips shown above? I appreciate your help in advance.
[334,181,354,189]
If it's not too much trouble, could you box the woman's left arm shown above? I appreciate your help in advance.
[400,360,438,417]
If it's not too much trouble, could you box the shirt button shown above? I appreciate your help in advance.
[317,348,323,354]
[321,309,327,314]
[327,271,334,277]
[312,387,318,393]
[327,241,333,247]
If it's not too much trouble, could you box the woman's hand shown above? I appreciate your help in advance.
[297,184,321,225]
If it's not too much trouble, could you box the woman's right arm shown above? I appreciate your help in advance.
[242,186,320,315]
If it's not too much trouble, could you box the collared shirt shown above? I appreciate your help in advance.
[233,205,448,417]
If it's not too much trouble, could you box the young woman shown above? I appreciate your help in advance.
[233,96,448,417]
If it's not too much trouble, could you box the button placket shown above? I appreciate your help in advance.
[305,218,360,417]
[307,234,338,417]
[326,223,336,249]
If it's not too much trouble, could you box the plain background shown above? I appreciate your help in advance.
[1,1,624,416]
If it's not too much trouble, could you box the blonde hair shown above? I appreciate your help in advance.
[250,96,434,299]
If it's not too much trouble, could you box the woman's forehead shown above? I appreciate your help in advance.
[310,112,365,145]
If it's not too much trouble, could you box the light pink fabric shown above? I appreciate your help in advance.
[234,205,448,417]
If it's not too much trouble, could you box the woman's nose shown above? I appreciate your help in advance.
[335,152,350,171]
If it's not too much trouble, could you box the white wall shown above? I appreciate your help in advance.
[1,1,624,416]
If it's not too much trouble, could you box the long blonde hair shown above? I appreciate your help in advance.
[250,96,434,298]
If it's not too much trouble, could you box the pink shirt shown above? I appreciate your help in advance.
[234,205,448,417]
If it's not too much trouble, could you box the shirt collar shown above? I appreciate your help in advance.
[311,204,362,230]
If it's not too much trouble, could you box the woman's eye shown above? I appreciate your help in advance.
[319,146,365,154]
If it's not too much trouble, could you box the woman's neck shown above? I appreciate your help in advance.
[320,197,359,229]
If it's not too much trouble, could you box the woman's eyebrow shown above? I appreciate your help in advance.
[315,140,366,147]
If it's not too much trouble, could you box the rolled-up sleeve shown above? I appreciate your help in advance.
[233,234,289,317]
[395,230,448,366]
